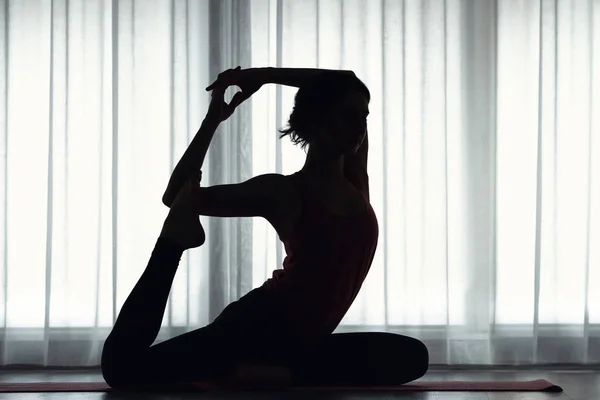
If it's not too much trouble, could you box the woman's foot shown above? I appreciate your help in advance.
[160,178,206,249]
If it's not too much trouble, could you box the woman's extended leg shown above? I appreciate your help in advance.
[102,179,292,389]
[101,179,221,388]
[289,332,429,386]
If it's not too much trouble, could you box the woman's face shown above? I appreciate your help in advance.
[315,91,370,155]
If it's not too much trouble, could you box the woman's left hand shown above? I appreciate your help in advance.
[206,66,264,103]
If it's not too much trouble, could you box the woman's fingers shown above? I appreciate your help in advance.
[205,66,241,91]
[229,91,247,109]
[210,83,227,99]
[205,81,218,91]
[211,85,245,108]
[222,91,249,119]
[206,70,247,121]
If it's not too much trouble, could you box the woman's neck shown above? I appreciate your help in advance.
[301,146,346,182]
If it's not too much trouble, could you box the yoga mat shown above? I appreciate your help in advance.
[0,379,563,393]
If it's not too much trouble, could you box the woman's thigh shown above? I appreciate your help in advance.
[290,332,429,386]
[103,288,289,388]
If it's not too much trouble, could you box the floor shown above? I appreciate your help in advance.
[0,368,598,399]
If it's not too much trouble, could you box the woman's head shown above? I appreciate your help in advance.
[279,72,370,154]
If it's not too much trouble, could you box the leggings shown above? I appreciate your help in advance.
[101,238,429,389]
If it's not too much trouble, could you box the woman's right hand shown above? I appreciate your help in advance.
[206,83,242,123]
[206,66,264,92]
[206,66,261,123]
[207,66,263,98]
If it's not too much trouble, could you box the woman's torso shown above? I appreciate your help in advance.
[261,170,379,341]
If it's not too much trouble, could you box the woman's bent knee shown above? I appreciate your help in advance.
[101,337,135,389]
[410,338,429,380]
[360,333,429,385]
[377,333,429,383]
[101,350,123,388]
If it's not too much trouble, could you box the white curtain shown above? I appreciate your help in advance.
[0,0,598,368]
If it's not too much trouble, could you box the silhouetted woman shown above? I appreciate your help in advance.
[101,67,429,389]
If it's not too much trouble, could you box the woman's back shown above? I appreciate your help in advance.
[262,171,379,340]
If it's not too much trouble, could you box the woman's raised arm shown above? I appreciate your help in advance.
[206,67,356,93]
[255,67,356,88]
[163,68,249,207]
